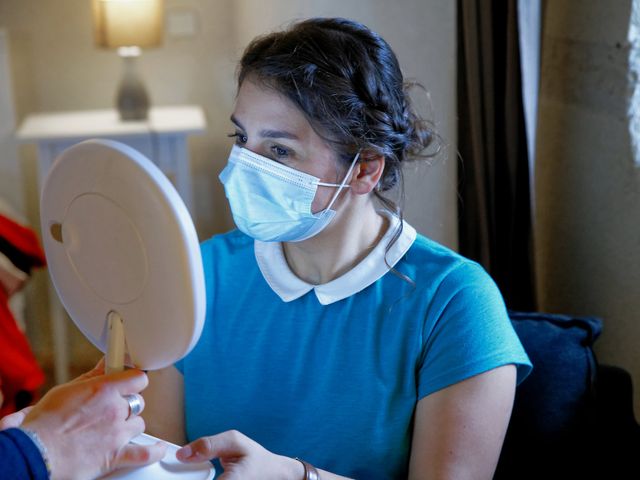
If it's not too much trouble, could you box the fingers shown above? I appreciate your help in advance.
[69,362,147,403]
[177,430,249,463]
[123,393,145,420]
[0,406,34,430]
[105,368,149,395]
[112,442,168,470]
[66,366,148,425]
[71,357,106,383]
[121,415,146,440]
[67,371,147,425]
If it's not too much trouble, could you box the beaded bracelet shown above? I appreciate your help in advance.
[20,428,52,478]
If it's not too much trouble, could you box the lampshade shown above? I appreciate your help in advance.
[93,0,163,49]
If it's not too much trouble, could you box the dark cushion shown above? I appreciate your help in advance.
[509,311,602,432]
[494,311,602,479]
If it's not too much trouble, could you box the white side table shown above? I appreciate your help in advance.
[16,105,206,384]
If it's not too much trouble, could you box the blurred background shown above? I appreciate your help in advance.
[0,0,639,420]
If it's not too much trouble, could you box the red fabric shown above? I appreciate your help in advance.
[0,214,46,417]
[0,252,28,297]
[0,214,46,267]
[0,287,44,417]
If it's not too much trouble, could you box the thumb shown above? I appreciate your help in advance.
[0,406,34,430]
[111,441,168,471]
[177,430,249,463]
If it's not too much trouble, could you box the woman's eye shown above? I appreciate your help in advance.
[270,145,289,158]
[227,132,247,145]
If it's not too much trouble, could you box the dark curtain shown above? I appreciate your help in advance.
[457,0,536,310]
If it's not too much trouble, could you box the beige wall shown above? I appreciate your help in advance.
[535,0,640,417]
[0,1,457,374]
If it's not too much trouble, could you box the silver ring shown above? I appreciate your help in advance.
[123,394,143,419]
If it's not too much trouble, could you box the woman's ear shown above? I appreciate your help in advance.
[350,151,385,195]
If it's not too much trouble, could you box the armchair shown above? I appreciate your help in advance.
[495,311,640,478]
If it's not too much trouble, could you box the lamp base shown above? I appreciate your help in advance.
[116,47,150,121]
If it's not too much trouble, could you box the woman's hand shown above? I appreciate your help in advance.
[176,430,304,480]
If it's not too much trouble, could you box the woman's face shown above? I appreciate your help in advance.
[230,78,349,214]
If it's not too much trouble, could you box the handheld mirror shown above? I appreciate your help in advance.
[40,139,213,479]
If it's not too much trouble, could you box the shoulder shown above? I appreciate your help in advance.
[402,233,495,297]
[399,233,511,340]
[200,229,253,260]
[405,236,532,395]
[406,233,475,268]
[199,229,256,276]
[201,229,252,254]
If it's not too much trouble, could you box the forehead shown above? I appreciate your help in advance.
[232,79,313,138]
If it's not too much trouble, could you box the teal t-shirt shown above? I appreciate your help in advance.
[178,229,531,479]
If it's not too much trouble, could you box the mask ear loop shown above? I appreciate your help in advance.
[321,151,361,212]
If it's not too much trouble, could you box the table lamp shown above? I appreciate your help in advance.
[92,0,164,121]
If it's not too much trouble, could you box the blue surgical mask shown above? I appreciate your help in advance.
[219,145,360,242]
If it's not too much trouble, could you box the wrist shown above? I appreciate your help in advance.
[279,455,306,480]
[19,427,53,478]
[294,457,320,480]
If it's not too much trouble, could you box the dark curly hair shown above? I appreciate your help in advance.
[238,17,440,271]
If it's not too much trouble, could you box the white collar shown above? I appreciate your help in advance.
[254,212,417,305]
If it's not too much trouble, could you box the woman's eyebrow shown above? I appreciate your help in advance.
[230,115,299,140]
[259,129,299,140]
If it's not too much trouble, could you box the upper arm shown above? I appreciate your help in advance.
[408,364,516,480]
[141,365,186,445]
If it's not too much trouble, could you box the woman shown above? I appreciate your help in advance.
[144,17,531,480]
